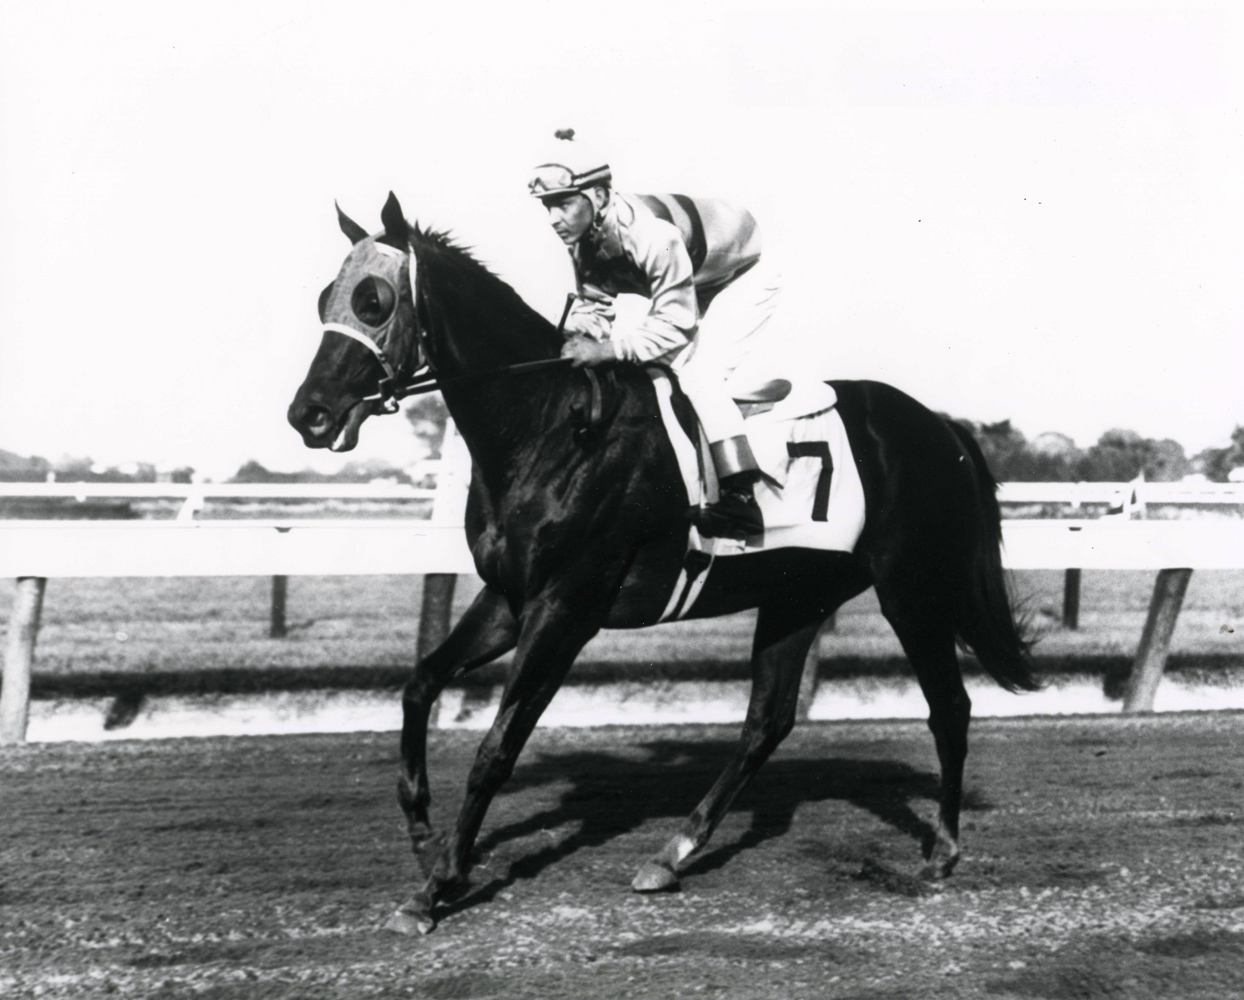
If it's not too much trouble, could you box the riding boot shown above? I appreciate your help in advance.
[693,436,765,540]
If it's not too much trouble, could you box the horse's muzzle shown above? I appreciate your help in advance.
[287,379,371,451]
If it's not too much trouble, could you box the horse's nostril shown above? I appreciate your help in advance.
[304,407,333,435]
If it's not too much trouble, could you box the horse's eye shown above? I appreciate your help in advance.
[351,276,396,327]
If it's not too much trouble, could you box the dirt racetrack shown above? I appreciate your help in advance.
[3,715,1244,999]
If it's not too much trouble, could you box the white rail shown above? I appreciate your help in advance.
[0,520,473,577]
[997,482,1244,506]
[2,518,1244,578]
[0,482,439,498]
[5,478,1241,525]
[9,479,1243,502]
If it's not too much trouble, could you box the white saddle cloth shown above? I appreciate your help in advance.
[650,371,867,622]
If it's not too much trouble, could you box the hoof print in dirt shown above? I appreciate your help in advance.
[854,857,936,898]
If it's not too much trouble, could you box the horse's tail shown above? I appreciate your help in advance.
[947,421,1041,693]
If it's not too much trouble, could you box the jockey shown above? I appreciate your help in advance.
[529,132,778,540]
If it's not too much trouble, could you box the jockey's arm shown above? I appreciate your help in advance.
[561,217,697,366]
[610,230,697,363]
[563,284,615,341]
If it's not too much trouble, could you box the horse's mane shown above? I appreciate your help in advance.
[405,225,561,353]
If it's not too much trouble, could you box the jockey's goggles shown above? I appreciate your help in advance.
[528,162,611,199]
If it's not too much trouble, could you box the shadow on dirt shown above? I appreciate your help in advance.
[439,738,980,920]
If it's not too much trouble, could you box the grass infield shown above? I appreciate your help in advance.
[1,571,1241,696]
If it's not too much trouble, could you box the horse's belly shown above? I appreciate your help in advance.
[603,530,688,628]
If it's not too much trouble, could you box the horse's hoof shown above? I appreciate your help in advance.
[384,909,435,935]
[919,851,960,881]
[632,861,680,893]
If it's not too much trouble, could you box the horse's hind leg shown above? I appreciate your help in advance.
[632,593,830,892]
[397,587,518,859]
[875,582,971,879]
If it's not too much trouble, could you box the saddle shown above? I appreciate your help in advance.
[732,379,792,419]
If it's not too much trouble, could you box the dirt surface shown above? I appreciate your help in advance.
[3,715,1244,999]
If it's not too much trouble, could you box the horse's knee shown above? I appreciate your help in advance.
[401,671,439,714]
[769,713,797,749]
[742,711,795,763]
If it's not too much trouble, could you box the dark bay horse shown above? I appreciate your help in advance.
[287,192,1037,934]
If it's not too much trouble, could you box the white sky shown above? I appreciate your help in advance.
[1,0,1240,480]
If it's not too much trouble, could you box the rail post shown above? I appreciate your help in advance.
[269,575,288,639]
[1122,568,1193,713]
[796,617,830,722]
[419,417,471,729]
[1062,569,1081,629]
[1,576,47,744]
[417,575,457,663]
[417,574,457,729]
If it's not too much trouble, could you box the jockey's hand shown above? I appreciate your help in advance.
[561,336,616,368]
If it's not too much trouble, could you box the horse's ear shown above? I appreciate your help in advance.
[380,191,410,246]
[336,202,369,245]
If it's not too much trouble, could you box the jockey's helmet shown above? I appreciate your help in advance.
[528,131,611,199]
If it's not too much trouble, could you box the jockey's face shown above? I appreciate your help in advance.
[542,191,595,245]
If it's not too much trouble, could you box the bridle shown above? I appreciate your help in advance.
[320,241,574,413]
[319,242,428,413]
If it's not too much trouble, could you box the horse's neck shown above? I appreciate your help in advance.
[419,251,562,464]
[442,381,550,477]
[419,250,559,375]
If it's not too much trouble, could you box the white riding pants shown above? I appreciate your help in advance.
[671,260,782,444]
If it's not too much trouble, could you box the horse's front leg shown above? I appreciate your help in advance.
[633,596,828,892]
[389,596,607,934]
[396,587,519,861]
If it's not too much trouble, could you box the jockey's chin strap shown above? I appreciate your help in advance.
[321,249,577,412]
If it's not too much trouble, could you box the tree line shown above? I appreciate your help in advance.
[957,420,1244,483]
[3,401,1242,484]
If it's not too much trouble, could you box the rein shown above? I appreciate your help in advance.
[379,357,575,404]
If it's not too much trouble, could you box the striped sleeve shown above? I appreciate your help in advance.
[609,219,697,363]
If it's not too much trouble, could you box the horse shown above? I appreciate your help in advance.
[287,192,1037,935]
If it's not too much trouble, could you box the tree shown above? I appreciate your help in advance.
[1193,426,1244,482]
[1075,429,1189,482]
[973,420,1028,478]
[228,460,306,484]
[403,394,450,459]
[952,419,1081,481]
[226,458,414,485]
[1146,439,1192,482]
[0,449,52,482]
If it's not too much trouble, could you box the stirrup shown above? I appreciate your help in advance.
[692,484,764,540]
